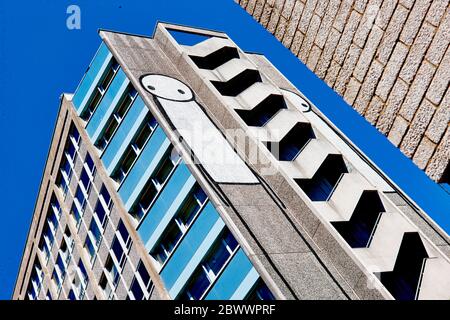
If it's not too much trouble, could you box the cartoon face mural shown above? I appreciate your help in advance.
[140,74,194,102]
[140,74,258,184]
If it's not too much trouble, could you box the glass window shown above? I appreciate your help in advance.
[178,229,239,300]
[130,278,144,300]
[51,196,61,217]
[153,156,174,187]
[65,141,77,163]
[69,125,80,147]
[99,185,112,210]
[47,208,59,235]
[133,122,152,152]
[176,186,206,229]
[85,153,95,175]
[85,236,96,260]
[83,90,102,121]
[52,270,62,291]
[111,114,158,184]
[151,184,208,266]
[111,237,126,269]
[112,147,137,184]
[99,273,114,299]
[80,169,91,193]
[78,260,88,284]
[70,202,82,226]
[97,120,119,150]
[39,236,51,260]
[68,289,77,300]
[132,115,157,152]
[132,181,157,220]
[151,223,183,266]
[94,200,107,228]
[180,269,210,300]
[81,59,119,122]
[89,219,102,247]
[74,186,87,212]
[42,225,55,253]
[99,59,119,91]
[58,155,73,196]
[105,256,120,287]
[137,262,152,290]
[202,231,238,281]
[117,220,131,249]
[64,227,74,253]
[96,86,136,151]
[115,90,133,119]
[57,171,69,196]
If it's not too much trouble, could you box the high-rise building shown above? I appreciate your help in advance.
[13,23,450,300]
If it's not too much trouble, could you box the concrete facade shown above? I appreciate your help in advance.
[237,0,450,183]
[14,22,450,300]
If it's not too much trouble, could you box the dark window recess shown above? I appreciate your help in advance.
[190,46,240,70]
[129,180,157,221]
[265,122,315,160]
[130,278,144,300]
[296,154,348,201]
[211,69,261,97]
[235,94,287,127]
[380,232,428,300]
[332,191,385,248]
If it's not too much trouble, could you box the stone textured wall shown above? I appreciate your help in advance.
[237,0,449,182]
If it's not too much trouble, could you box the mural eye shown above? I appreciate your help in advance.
[177,89,185,94]
[147,85,155,91]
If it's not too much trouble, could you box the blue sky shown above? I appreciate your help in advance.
[0,0,448,300]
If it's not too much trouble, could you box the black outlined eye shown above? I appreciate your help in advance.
[178,89,185,94]
[147,85,155,90]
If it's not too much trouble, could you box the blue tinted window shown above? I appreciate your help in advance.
[71,202,82,225]
[85,236,96,260]
[117,220,131,248]
[94,200,107,227]
[99,185,112,209]
[181,269,210,300]
[85,153,95,174]
[55,255,66,279]
[78,260,88,283]
[80,169,91,192]
[75,186,87,211]
[130,278,144,300]
[89,220,102,246]
[68,289,77,300]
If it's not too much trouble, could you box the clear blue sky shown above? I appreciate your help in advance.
[0,0,448,300]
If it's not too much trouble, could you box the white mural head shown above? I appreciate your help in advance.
[140,74,194,102]
[281,89,311,113]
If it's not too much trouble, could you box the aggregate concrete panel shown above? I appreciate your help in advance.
[253,251,348,300]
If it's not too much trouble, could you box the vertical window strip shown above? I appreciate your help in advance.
[111,114,158,185]
[130,146,182,223]
[178,229,240,300]
[150,184,208,268]
[95,86,138,151]
[81,58,120,122]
